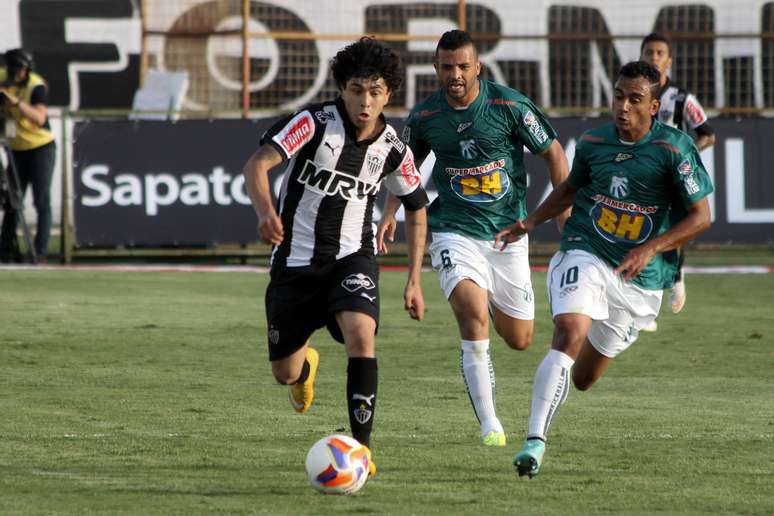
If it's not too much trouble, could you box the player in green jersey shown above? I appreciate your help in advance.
[378,30,569,447]
[494,61,713,478]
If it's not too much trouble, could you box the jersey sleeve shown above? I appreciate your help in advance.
[670,144,714,207]
[402,112,431,164]
[29,84,48,105]
[511,99,557,155]
[260,110,316,160]
[382,146,429,211]
[682,94,709,131]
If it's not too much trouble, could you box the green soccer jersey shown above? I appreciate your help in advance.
[562,120,714,290]
[404,80,557,240]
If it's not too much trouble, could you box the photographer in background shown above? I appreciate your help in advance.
[0,48,55,263]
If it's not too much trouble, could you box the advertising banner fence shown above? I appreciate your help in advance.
[72,117,774,248]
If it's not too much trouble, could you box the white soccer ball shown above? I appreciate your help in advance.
[305,434,370,495]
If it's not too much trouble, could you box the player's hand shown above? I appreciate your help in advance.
[614,242,658,281]
[377,214,397,255]
[494,220,531,250]
[258,212,283,245]
[404,280,425,321]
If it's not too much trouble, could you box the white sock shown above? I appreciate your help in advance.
[527,349,575,441]
[460,339,503,437]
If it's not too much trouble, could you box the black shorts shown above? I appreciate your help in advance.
[265,252,380,361]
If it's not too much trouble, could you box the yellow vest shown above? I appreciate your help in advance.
[1,69,55,151]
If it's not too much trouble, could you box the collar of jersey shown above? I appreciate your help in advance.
[606,119,661,146]
[335,96,388,146]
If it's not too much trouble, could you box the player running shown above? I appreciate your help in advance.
[379,30,569,447]
[495,61,713,478]
[242,38,429,475]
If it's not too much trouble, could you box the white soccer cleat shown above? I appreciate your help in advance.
[640,320,658,332]
[670,280,686,314]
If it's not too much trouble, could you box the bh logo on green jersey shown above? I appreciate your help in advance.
[448,160,510,202]
[590,194,655,244]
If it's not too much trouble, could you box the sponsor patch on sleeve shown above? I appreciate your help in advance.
[683,97,707,127]
[400,154,420,187]
[523,110,548,144]
[272,111,315,158]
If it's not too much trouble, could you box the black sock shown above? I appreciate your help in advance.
[294,359,310,384]
[347,357,378,448]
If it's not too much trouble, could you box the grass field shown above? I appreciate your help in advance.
[1,269,772,515]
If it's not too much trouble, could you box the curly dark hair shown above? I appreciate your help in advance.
[331,37,402,92]
[617,61,661,98]
[435,29,477,59]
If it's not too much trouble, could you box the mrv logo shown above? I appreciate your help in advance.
[80,165,251,216]
[298,160,379,200]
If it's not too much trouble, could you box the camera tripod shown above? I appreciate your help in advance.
[0,138,37,263]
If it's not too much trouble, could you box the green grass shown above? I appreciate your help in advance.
[1,270,772,515]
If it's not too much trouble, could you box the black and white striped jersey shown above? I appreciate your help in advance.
[261,97,428,268]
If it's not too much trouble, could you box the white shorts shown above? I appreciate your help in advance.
[547,249,663,358]
[428,232,534,320]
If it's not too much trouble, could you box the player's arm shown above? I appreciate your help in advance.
[538,139,571,231]
[494,179,577,250]
[403,204,427,321]
[693,123,715,152]
[242,144,285,245]
[377,126,430,254]
[683,94,715,152]
[615,198,710,280]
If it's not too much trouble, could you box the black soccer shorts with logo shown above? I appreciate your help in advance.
[265,251,380,361]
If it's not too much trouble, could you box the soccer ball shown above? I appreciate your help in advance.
[305,434,370,495]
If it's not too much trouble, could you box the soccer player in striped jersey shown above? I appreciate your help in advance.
[641,32,716,321]
[242,38,429,475]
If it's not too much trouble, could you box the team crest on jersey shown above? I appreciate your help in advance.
[614,153,633,162]
[590,194,656,245]
[523,110,548,143]
[609,176,629,199]
[457,121,473,133]
[314,110,336,123]
[366,153,384,177]
[341,273,376,292]
[459,139,478,159]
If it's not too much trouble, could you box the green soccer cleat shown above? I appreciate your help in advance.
[482,430,506,447]
[514,439,545,479]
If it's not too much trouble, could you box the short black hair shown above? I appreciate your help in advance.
[331,37,402,92]
[617,61,661,98]
[435,29,477,59]
[640,32,672,56]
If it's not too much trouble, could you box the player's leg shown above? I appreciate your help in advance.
[265,267,323,413]
[571,339,612,391]
[515,251,605,478]
[449,279,505,445]
[487,234,534,349]
[336,311,378,453]
[326,253,380,475]
[670,247,687,313]
[429,232,505,446]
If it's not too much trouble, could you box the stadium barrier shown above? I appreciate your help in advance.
[48,114,774,263]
